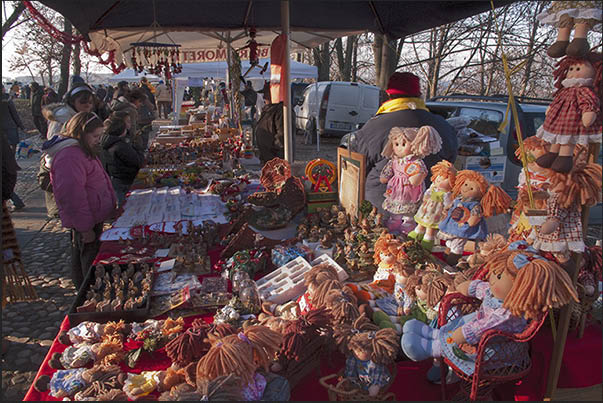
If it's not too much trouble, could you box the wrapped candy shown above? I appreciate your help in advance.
[49,368,87,398]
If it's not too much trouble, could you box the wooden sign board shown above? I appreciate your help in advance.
[337,147,366,218]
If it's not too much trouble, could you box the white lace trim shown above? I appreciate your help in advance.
[536,126,603,145]
[562,77,594,88]
[537,8,602,27]
[532,239,585,253]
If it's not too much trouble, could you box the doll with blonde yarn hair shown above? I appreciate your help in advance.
[438,170,512,266]
[380,126,442,233]
[409,160,457,250]
[402,242,579,377]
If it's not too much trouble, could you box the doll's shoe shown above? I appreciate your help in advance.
[550,155,573,174]
[421,238,435,251]
[546,40,569,58]
[535,152,558,169]
[566,38,590,58]
[407,230,424,241]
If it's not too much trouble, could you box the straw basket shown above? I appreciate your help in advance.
[319,365,397,401]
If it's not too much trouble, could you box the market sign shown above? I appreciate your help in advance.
[179,47,270,63]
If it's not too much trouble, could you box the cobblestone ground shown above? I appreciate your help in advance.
[2,135,76,401]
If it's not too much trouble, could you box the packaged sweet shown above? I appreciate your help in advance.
[59,345,95,369]
[49,368,87,398]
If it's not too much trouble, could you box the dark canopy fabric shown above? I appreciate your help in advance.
[39,0,514,41]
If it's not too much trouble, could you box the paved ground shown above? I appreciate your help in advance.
[1,130,600,401]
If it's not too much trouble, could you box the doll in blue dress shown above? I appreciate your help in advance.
[400,242,579,377]
[438,170,512,266]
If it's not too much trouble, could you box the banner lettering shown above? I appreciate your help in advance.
[179,46,270,63]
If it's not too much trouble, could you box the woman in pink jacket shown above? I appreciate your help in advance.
[50,112,117,288]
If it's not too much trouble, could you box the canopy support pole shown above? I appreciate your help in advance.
[226,32,234,121]
[281,0,293,163]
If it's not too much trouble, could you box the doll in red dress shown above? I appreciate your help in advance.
[535,52,602,173]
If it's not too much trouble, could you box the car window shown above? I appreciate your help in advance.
[522,112,545,137]
[457,107,504,138]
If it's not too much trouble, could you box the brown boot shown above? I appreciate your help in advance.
[566,38,590,58]
[550,155,573,174]
[535,152,558,169]
[547,40,569,58]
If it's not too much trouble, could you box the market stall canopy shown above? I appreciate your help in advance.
[108,70,161,84]
[39,0,514,67]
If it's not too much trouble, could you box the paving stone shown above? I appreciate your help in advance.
[6,336,30,344]
[39,340,52,347]
[10,374,27,386]
[16,350,32,359]
[38,332,53,340]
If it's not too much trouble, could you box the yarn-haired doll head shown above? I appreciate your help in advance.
[483,243,579,321]
[552,52,603,100]
[381,126,442,160]
[373,233,402,266]
[452,170,512,217]
[414,271,453,310]
[348,328,400,365]
[430,160,457,192]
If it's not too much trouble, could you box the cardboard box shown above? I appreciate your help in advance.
[454,155,506,184]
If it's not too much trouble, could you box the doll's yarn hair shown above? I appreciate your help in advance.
[324,287,360,325]
[373,233,402,265]
[281,308,331,360]
[514,136,548,159]
[196,337,256,385]
[333,314,379,355]
[548,162,602,208]
[452,170,512,217]
[486,249,579,321]
[348,328,399,365]
[196,374,243,401]
[582,245,602,283]
[403,273,422,301]
[430,160,457,186]
[392,260,415,277]
[311,279,343,308]
[478,234,508,258]
[417,271,453,309]
[381,126,443,159]
[231,325,283,371]
[304,263,339,290]
[553,52,603,100]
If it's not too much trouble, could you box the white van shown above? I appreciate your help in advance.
[295,81,380,143]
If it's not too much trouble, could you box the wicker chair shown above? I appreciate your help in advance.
[437,265,548,400]
[319,364,397,401]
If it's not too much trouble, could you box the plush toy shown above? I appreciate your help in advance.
[535,52,602,173]
[409,160,457,250]
[343,328,399,397]
[380,126,442,233]
[537,2,602,58]
[401,242,579,376]
[438,170,512,266]
[532,162,602,264]
[457,233,508,273]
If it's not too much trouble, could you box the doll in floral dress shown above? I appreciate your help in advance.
[380,126,442,234]
[535,52,602,173]
[402,242,578,378]
[409,160,457,250]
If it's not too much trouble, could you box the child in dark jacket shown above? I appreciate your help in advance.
[101,117,145,207]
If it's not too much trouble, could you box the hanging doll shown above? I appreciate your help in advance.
[380,126,442,234]
[535,52,602,173]
[401,243,579,377]
[342,328,400,397]
[537,2,602,58]
[532,162,602,265]
[238,27,270,77]
[347,233,402,303]
[409,160,457,250]
[438,170,512,266]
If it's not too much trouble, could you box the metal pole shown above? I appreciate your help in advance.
[281,0,293,163]
[226,32,233,121]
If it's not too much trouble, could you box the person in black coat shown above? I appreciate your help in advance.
[101,116,145,207]
[255,101,295,164]
[30,82,48,138]
[348,72,458,216]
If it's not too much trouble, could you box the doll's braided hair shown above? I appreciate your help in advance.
[281,308,330,360]
[417,271,453,309]
[333,314,379,355]
[324,286,360,325]
[548,162,602,208]
[452,170,512,217]
[348,328,399,365]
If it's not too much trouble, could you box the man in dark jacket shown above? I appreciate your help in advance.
[1,87,26,210]
[101,117,145,207]
[255,101,295,164]
[2,130,18,203]
[30,82,47,138]
[348,72,458,216]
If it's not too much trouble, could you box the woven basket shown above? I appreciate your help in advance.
[319,364,397,401]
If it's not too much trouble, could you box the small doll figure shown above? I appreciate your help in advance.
[401,243,579,377]
[532,162,602,265]
[371,261,416,334]
[343,329,399,397]
[380,126,442,234]
[318,208,332,227]
[357,242,375,272]
[409,160,457,250]
[537,2,602,58]
[297,264,340,315]
[237,27,270,77]
[333,242,347,268]
[307,226,320,243]
[535,52,602,173]
[344,243,358,271]
[438,170,512,266]
[333,211,349,234]
[343,227,356,245]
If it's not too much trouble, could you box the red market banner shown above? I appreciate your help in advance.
[179,46,270,63]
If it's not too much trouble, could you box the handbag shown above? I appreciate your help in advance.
[37,155,53,193]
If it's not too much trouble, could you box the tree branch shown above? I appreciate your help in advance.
[2,1,26,39]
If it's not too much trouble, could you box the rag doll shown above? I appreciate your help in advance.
[457,233,508,273]
[347,233,402,303]
[438,170,512,266]
[380,126,442,233]
[409,160,457,250]
[342,328,400,397]
[401,242,579,377]
[535,52,602,173]
[532,162,602,264]
[296,264,340,315]
[537,2,602,58]
[371,261,416,334]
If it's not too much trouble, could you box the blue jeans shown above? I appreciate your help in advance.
[111,177,131,208]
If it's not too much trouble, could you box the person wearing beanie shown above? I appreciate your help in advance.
[348,72,458,217]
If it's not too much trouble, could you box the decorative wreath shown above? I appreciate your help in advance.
[260,158,292,194]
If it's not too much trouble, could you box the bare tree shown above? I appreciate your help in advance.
[58,17,72,98]
[312,42,331,81]
[373,34,404,90]
[2,1,26,39]
[334,35,357,81]
[73,39,81,76]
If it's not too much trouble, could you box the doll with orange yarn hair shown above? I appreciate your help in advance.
[402,242,578,377]
[438,170,511,266]
[380,126,442,233]
[535,52,602,173]
[532,161,602,265]
[409,160,457,250]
